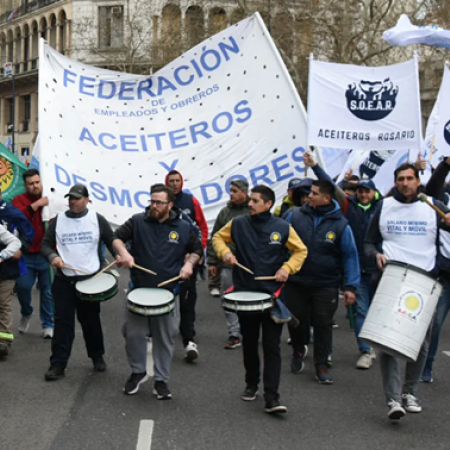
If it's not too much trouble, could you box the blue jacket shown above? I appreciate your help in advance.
[345,195,381,273]
[288,200,360,290]
[0,200,35,280]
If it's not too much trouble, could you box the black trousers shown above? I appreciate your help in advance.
[50,276,104,367]
[239,311,283,402]
[285,282,338,368]
[179,267,197,347]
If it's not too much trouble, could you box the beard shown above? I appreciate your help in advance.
[150,206,169,220]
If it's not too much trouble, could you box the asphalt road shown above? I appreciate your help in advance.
[2,269,450,450]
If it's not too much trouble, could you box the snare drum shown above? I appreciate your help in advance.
[127,288,176,317]
[222,291,273,314]
[75,272,118,302]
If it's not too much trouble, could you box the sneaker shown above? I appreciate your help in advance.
[92,356,107,372]
[45,364,66,381]
[224,335,241,350]
[402,393,422,413]
[123,372,149,395]
[421,366,433,383]
[185,341,199,362]
[43,328,53,339]
[290,351,305,374]
[153,380,172,400]
[356,352,373,370]
[388,399,406,420]
[315,367,333,384]
[241,385,258,401]
[18,315,32,334]
[0,341,9,357]
[264,399,287,414]
[210,288,220,297]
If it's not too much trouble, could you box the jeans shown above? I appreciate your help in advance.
[425,283,450,369]
[16,253,54,329]
[179,267,197,347]
[354,272,376,354]
[285,283,338,368]
[220,268,240,337]
[50,275,104,367]
[239,311,283,402]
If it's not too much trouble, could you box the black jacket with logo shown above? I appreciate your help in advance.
[113,208,202,291]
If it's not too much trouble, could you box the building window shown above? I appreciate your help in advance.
[20,95,31,132]
[98,5,124,48]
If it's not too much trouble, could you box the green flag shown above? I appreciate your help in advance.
[0,143,27,203]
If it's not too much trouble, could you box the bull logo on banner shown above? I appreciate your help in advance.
[345,78,398,121]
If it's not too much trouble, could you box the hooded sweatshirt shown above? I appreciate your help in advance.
[165,170,208,248]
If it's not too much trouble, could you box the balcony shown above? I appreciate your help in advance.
[0,0,62,24]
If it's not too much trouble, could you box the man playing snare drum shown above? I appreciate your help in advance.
[113,184,202,400]
[365,163,450,420]
[41,185,115,381]
[213,185,307,414]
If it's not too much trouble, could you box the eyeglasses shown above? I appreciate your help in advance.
[150,200,169,206]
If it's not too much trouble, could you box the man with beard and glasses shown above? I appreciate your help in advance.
[113,185,202,400]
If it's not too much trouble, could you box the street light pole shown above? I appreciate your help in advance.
[11,74,15,155]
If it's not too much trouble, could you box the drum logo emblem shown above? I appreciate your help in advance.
[396,290,424,322]
[168,231,179,243]
[270,232,282,245]
[325,232,336,243]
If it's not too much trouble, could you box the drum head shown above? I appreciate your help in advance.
[223,291,272,301]
[127,288,175,306]
[76,273,117,294]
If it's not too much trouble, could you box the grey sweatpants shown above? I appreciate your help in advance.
[379,326,431,403]
[221,268,240,337]
[122,297,180,383]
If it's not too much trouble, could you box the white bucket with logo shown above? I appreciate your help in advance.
[359,261,442,361]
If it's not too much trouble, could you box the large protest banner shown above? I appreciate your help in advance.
[307,57,423,151]
[38,13,314,227]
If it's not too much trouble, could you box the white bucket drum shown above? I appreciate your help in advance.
[359,261,443,361]
[127,288,175,317]
[222,291,273,314]
[75,273,118,302]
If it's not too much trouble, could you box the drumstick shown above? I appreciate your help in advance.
[235,262,254,275]
[417,193,447,218]
[254,276,277,280]
[133,264,157,276]
[63,265,90,275]
[92,260,117,279]
[158,275,182,287]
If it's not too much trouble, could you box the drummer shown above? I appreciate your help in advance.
[212,185,308,414]
[112,184,202,400]
[365,163,450,420]
[40,184,115,381]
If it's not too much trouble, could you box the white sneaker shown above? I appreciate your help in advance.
[402,393,422,413]
[43,328,54,339]
[356,352,373,370]
[387,399,406,420]
[185,341,199,362]
[210,288,220,297]
[18,315,32,334]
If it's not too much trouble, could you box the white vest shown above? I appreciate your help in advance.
[379,197,437,272]
[440,194,450,259]
[56,209,100,277]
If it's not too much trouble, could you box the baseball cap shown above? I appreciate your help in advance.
[356,179,376,191]
[288,178,302,190]
[64,184,89,199]
[295,178,313,194]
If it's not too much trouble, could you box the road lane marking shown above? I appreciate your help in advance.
[136,420,154,450]
[442,351,450,357]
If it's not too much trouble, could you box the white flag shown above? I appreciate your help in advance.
[383,14,450,50]
[307,57,422,151]
[38,13,313,227]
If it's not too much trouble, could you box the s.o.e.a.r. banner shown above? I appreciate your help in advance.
[307,57,422,151]
[38,13,311,227]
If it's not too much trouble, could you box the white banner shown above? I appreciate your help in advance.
[383,14,450,50]
[307,57,422,151]
[39,14,312,227]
